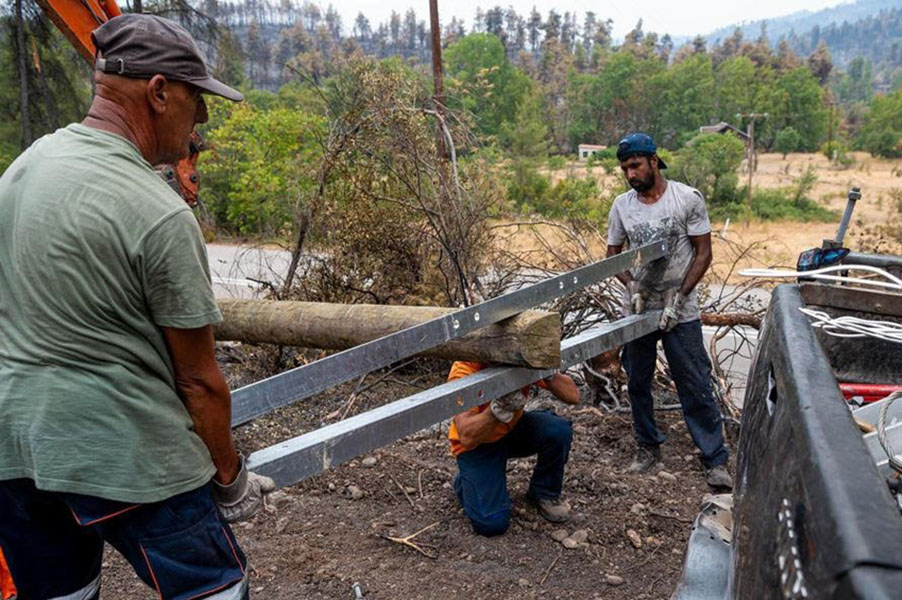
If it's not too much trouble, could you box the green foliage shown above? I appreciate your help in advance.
[710,168,837,222]
[444,33,532,141]
[0,140,16,174]
[749,188,836,222]
[859,89,902,158]
[652,53,715,147]
[820,140,855,167]
[498,88,550,159]
[546,155,567,170]
[669,133,746,206]
[566,51,641,148]
[772,67,828,151]
[508,158,550,210]
[507,159,617,226]
[200,103,325,236]
[774,127,802,157]
[714,57,764,123]
[0,17,90,152]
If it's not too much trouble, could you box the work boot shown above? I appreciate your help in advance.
[527,494,570,523]
[627,445,661,474]
[705,465,733,490]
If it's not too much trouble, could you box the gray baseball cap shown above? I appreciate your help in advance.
[91,14,243,102]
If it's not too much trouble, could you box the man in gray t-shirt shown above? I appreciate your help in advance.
[605,133,730,490]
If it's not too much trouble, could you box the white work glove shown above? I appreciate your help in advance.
[212,455,276,523]
[659,290,687,332]
[627,280,646,315]
[489,391,528,424]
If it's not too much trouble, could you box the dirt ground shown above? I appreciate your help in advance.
[100,352,733,600]
[97,152,892,598]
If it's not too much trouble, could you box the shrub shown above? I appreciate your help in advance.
[710,169,837,222]
[774,127,802,158]
[862,130,902,158]
[508,159,550,208]
[547,155,567,170]
[669,133,745,206]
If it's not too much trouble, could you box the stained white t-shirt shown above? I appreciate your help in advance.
[606,180,711,323]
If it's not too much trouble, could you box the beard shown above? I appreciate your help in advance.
[628,173,655,193]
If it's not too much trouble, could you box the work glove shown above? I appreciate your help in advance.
[212,454,276,523]
[627,280,646,315]
[659,290,687,332]
[489,391,528,424]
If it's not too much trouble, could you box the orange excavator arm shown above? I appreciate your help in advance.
[33,0,203,206]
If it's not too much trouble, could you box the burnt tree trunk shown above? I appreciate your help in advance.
[15,0,33,148]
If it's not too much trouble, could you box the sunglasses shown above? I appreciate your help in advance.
[796,247,850,272]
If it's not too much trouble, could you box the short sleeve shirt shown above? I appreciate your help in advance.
[0,124,221,503]
[606,180,711,322]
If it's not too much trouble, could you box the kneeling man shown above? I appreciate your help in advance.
[448,362,580,536]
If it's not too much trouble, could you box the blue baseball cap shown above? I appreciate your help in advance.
[616,133,667,169]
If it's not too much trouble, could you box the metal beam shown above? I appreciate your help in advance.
[230,242,666,426]
[247,313,659,488]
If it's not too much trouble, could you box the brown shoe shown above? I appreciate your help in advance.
[527,494,570,523]
[705,465,733,490]
[627,445,661,474]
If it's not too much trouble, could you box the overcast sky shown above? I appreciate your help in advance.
[339,0,849,40]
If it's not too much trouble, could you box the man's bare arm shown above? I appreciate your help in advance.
[162,325,240,485]
[679,233,713,296]
[453,409,501,449]
[545,373,580,405]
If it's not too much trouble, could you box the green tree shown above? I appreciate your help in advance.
[859,89,902,158]
[498,88,550,158]
[200,103,325,235]
[652,53,714,147]
[444,33,531,140]
[714,56,774,124]
[774,127,802,158]
[771,66,828,151]
[567,51,639,147]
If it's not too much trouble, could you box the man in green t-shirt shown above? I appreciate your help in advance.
[0,15,273,600]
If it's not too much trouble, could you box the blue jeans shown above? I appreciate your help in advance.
[454,410,573,537]
[0,479,248,600]
[622,319,728,468]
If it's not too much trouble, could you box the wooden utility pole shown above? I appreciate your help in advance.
[428,0,448,159]
[736,112,768,226]
[214,300,562,368]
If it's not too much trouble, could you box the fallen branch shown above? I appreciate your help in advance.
[648,509,693,524]
[389,472,416,509]
[539,549,563,586]
[379,521,441,559]
[701,312,762,329]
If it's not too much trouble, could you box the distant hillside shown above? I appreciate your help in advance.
[705,0,898,49]
[699,0,902,87]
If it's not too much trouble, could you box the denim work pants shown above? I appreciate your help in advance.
[622,319,728,468]
[454,409,573,537]
[0,479,248,600]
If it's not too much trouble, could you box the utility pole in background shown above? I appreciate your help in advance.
[428,0,447,159]
[737,112,768,226]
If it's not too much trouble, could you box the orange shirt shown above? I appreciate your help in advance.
[447,361,546,457]
[0,546,16,600]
